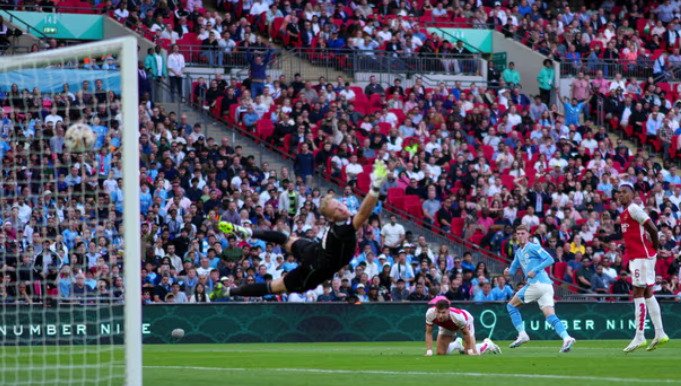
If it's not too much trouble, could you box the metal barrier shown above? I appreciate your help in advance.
[174,46,280,69]
[559,58,664,80]
[175,46,484,79]
[350,51,481,76]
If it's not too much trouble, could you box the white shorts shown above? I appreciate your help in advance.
[629,257,656,287]
[518,283,555,308]
[438,313,475,338]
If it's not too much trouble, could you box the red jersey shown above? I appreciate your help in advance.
[621,203,656,260]
[425,306,469,332]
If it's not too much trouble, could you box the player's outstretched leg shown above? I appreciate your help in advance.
[224,277,288,298]
[507,299,530,348]
[218,221,289,245]
[624,296,648,353]
[645,293,669,351]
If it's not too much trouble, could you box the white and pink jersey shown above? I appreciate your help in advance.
[425,306,472,333]
[621,203,656,260]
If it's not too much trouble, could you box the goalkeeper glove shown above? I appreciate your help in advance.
[369,159,388,196]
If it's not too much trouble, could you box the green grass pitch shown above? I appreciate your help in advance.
[2,340,680,385]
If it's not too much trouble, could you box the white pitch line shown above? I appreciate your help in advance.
[144,365,681,384]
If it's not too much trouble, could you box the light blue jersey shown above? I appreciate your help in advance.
[509,242,554,286]
[506,242,572,343]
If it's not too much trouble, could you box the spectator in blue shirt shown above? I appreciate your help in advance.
[242,105,259,130]
[246,47,273,97]
[560,93,590,126]
[596,173,614,197]
[327,31,345,51]
[518,0,532,17]
[491,276,514,301]
[473,281,495,302]
[461,252,476,271]
[139,183,153,215]
[294,143,315,182]
[338,186,360,215]
[646,109,663,137]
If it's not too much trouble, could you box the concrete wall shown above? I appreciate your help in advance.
[103,18,154,59]
[492,31,554,97]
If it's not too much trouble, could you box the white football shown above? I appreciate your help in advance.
[64,123,96,152]
[171,328,185,339]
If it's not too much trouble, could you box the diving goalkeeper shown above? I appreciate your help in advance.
[218,160,388,297]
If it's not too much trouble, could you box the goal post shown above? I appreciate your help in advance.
[0,36,141,385]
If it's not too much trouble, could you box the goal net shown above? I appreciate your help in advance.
[0,37,141,385]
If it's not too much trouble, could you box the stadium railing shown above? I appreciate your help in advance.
[3,9,50,40]
[176,46,484,78]
[558,58,667,80]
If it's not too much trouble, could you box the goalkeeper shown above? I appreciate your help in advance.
[219,160,388,297]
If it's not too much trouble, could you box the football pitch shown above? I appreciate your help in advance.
[3,340,680,385]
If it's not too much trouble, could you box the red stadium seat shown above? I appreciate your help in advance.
[450,217,465,238]
[386,187,405,205]
[356,173,371,194]
[256,119,274,140]
[481,145,495,161]
[553,262,567,285]
[211,96,223,118]
[500,174,515,191]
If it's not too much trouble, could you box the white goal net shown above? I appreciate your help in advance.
[0,37,141,385]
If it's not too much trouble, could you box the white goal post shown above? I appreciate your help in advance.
[0,37,141,385]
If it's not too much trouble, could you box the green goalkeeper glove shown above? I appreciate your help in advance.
[217,221,233,234]
[370,159,388,192]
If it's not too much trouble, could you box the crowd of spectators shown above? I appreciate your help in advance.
[5,0,681,306]
[171,0,681,303]
[95,0,483,74]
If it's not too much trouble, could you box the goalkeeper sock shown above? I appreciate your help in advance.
[645,296,665,337]
[634,297,647,340]
[546,314,569,340]
[230,282,273,297]
[506,303,525,333]
[252,230,289,245]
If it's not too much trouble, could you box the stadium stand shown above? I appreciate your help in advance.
[3,0,681,306]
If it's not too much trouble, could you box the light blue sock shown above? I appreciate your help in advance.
[506,303,525,333]
[547,314,569,339]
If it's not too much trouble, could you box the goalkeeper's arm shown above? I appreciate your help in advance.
[352,160,387,230]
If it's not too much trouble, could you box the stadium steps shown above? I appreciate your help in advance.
[274,46,352,82]
[158,100,294,174]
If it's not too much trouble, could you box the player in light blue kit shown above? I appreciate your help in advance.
[504,225,576,353]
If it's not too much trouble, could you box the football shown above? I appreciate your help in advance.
[171,328,185,339]
[64,123,96,152]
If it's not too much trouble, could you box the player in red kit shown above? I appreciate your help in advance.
[424,297,501,356]
[618,182,669,353]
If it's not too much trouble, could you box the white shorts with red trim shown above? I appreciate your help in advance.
[629,257,656,287]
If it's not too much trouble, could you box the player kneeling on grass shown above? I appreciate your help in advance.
[424,297,501,356]
[505,225,576,353]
